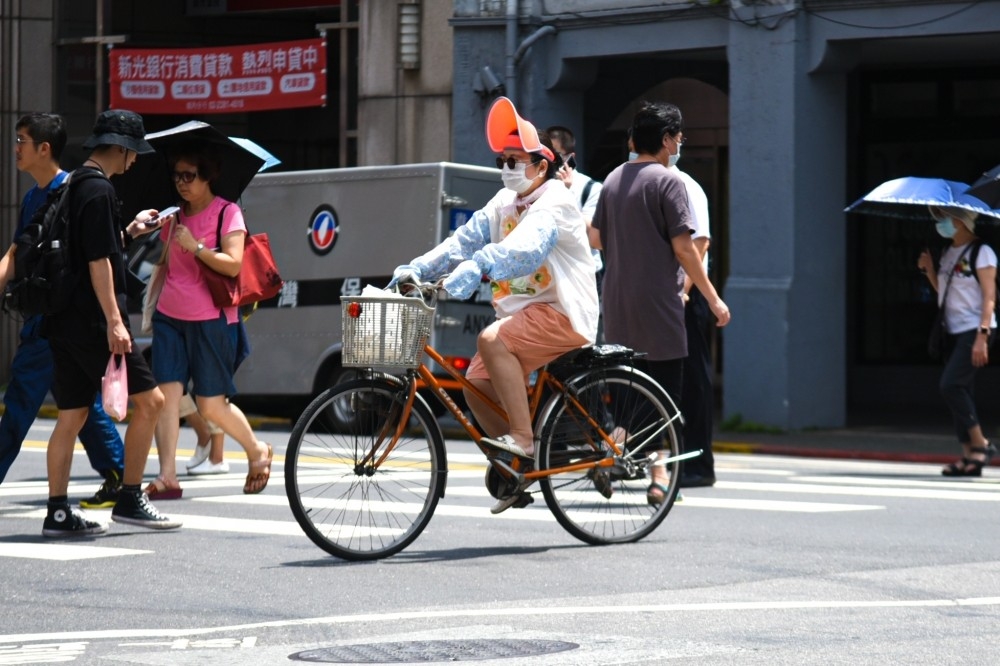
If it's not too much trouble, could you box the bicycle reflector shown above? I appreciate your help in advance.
[446,356,471,372]
[347,302,362,318]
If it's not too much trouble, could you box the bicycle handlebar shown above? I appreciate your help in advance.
[390,274,445,307]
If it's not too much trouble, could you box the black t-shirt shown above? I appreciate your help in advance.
[42,166,130,341]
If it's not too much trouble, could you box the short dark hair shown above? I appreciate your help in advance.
[533,130,562,180]
[16,113,67,160]
[545,125,576,153]
[630,101,683,156]
[169,142,223,191]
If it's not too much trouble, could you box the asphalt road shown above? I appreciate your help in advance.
[1,418,998,665]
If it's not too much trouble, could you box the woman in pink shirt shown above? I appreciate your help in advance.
[146,144,272,499]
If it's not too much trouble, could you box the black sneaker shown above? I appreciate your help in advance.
[80,469,122,509]
[111,490,182,530]
[42,504,108,538]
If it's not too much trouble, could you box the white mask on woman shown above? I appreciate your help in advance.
[501,162,536,194]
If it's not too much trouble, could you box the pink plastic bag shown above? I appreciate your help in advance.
[101,354,128,421]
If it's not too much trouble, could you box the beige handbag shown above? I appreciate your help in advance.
[140,222,171,334]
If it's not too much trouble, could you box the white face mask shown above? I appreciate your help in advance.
[668,142,681,167]
[628,151,638,162]
[501,162,536,194]
[935,218,956,238]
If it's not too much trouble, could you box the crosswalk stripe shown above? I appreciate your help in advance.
[793,475,1000,490]
[0,542,150,561]
[716,480,1000,501]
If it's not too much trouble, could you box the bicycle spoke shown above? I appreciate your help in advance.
[538,367,680,545]
[285,379,446,560]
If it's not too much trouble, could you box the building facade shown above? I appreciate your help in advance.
[450,0,1000,429]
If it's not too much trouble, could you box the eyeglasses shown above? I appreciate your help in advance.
[496,156,537,170]
[667,132,685,146]
[172,171,199,184]
[14,136,40,145]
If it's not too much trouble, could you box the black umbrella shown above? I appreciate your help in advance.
[114,121,279,223]
[968,164,1000,209]
[144,121,268,202]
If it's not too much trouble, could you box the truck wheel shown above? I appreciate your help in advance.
[320,367,363,431]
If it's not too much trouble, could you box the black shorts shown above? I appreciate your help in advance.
[49,336,158,410]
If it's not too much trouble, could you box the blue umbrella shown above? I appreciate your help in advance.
[844,176,1000,223]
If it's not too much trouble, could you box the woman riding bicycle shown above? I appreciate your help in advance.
[391,97,599,511]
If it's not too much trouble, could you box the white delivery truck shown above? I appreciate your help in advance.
[128,162,501,419]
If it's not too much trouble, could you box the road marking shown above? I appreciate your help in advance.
[0,542,150,561]
[2,597,1000,644]
[793,475,1000,490]
[674,497,882,512]
[716,480,1000,501]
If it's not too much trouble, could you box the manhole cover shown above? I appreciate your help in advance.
[289,639,579,663]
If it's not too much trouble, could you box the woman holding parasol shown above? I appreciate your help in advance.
[145,139,272,498]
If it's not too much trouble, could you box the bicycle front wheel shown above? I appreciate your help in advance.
[536,366,681,545]
[284,376,447,560]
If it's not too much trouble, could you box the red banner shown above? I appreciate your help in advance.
[109,38,326,114]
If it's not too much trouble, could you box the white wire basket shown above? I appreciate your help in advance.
[341,294,434,369]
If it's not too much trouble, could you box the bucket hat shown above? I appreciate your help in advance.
[929,205,979,232]
[82,109,155,154]
[485,97,555,162]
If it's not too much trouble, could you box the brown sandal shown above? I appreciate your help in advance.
[243,443,273,495]
[145,476,183,500]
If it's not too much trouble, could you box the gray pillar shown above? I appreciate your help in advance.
[723,10,846,429]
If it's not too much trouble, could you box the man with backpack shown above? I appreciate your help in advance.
[0,113,125,508]
[0,109,180,536]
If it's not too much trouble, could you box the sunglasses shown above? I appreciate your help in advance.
[495,156,539,170]
[172,171,199,184]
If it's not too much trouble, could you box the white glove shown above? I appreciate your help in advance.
[442,260,484,300]
[389,264,422,288]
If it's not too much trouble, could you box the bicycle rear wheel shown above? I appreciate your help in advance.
[284,376,447,560]
[536,366,681,545]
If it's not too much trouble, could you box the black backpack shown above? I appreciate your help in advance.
[3,169,103,316]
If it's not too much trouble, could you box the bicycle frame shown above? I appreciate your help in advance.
[357,343,637,482]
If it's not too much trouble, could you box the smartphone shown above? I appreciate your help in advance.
[146,206,180,227]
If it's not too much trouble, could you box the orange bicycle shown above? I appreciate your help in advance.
[284,282,692,560]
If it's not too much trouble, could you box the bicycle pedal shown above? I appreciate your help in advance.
[491,456,530,480]
[511,492,534,509]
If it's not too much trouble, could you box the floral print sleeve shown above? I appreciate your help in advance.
[410,207,492,279]
[474,208,558,281]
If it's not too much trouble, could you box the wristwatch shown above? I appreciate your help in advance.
[978,326,990,337]
[195,242,205,255]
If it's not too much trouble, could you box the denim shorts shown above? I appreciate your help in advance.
[151,311,238,398]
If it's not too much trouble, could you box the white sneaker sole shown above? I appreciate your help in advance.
[42,524,108,538]
[187,462,230,475]
[111,515,183,530]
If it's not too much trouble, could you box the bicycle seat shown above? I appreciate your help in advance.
[548,344,641,372]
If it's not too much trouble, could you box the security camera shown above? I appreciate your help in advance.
[474,65,505,99]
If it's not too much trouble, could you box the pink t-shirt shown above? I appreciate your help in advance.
[156,197,247,324]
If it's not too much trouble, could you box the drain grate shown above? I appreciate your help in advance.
[289,639,579,663]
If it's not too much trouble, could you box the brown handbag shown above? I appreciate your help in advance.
[200,204,283,308]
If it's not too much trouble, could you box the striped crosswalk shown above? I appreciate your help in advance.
[2,452,998,561]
